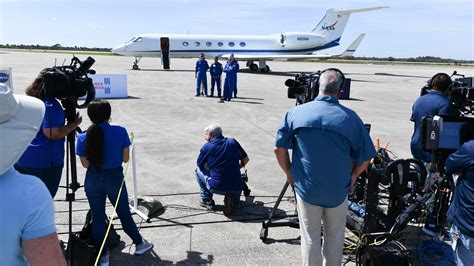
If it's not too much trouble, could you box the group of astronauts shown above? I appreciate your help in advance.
[194,53,239,101]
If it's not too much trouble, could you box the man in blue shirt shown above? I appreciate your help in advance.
[410,73,458,235]
[0,84,65,266]
[411,73,457,162]
[195,53,209,96]
[195,123,249,215]
[274,69,376,266]
[209,56,223,98]
[446,140,474,265]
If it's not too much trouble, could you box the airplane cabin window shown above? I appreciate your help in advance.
[194,41,201,46]
[206,42,212,47]
[228,42,235,47]
[128,37,137,43]
[134,37,143,42]
[217,42,223,47]
[183,41,189,46]
[239,42,246,47]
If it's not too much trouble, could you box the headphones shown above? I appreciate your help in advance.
[427,72,452,90]
[317,68,346,91]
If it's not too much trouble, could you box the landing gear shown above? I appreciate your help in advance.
[132,56,142,70]
[260,65,270,73]
[249,63,258,72]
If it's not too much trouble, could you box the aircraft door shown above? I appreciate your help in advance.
[160,37,170,69]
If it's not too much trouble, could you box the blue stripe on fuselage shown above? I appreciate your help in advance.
[126,38,341,54]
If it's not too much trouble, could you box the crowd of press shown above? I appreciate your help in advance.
[0,64,472,266]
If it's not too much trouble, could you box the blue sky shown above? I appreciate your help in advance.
[0,0,472,60]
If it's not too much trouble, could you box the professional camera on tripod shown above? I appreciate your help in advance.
[42,56,97,265]
[285,72,321,105]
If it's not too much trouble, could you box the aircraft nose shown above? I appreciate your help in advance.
[112,44,127,54]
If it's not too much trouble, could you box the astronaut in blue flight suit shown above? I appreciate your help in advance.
[233,59,239,98]
[209,56,223,97]
[222,54,239,101]
[195,53,209,96]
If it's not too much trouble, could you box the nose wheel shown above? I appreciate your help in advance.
[132,56,142,70]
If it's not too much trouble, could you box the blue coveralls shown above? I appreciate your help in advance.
[223,60,238,101]
[233,60,239,97]
[210,62,223,97]
[195,59,209,96]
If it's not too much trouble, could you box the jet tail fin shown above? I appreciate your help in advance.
[312,6,387,44]
[338,33,366,57]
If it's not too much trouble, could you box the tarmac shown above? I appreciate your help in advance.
[1,50,473,265]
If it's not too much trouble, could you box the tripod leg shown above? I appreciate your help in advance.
[260,181,290,241]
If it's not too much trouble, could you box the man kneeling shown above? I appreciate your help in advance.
[195,123,249,215]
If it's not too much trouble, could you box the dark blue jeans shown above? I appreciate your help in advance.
[84,167,142,249]
[195,167,241,204]
[14,164,63,198]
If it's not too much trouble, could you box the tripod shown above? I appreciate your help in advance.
[62,99,81,266]
[259,181,299,241]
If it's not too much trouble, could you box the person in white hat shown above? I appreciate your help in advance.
[0,84,66,265]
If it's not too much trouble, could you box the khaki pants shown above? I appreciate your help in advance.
[296,194,348,266]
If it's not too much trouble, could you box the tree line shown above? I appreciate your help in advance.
[1,43,472,64]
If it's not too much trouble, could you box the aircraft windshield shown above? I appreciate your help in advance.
[127,37,143,43]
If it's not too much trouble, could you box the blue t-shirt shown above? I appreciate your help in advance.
[76,122,131,169]
[275,96,376,208]
[197,136,247,192]
[410,91,456,162]
[17,98,66,168]
[210,62,223,77]
[446,140,474,238]
[0,168,57,265]
[195,59,209,74]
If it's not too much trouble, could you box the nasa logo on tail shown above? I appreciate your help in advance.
[322,14,341,31]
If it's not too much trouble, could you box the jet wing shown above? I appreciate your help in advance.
[221,33,366,61]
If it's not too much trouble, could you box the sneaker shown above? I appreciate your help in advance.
[99,253,109,266]
[134,239,154,255]
[223,193,235,216]
[199,199,215,210]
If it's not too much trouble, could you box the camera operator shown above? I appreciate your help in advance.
[410,73,459,235]
[410,73,458,162]
[0,84,66,265]
[15,70,82,198]
[195,123,249,215]
[446,140,474,265]
[274,69,376,266]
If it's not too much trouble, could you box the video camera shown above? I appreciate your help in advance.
[421,71,474,116]
[42,56,96,108]
[285,72,321,105]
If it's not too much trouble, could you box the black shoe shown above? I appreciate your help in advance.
[201,92,204,95]
[199,199,215,210]
[218,98,225,103]
[195,94,200,97]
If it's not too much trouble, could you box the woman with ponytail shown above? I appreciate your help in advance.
[76,99,153,265]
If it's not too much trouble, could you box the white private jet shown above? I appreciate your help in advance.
[112,6,387,72]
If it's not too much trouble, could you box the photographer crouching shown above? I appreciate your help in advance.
[446,139,474,265]
[15,69,82,198]
[195,123,249,215]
